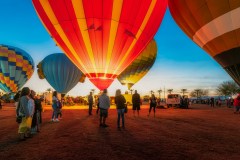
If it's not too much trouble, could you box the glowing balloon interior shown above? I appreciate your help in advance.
[0,44,34,93]
[169,0,240,85]
[32,0,168,90]
[37,53,86,94]
[118,39,157,89]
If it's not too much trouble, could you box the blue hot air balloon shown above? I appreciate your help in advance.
[0,44,34,93]
[37,53,85,94]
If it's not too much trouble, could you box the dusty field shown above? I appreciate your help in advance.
[0,103,240,160]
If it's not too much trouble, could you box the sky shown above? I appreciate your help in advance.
[0,0,232,97]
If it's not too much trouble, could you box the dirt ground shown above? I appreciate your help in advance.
[1,103,240,160]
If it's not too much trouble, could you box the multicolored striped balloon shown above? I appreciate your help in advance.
[118,39,157,89]
[32,0,167,90]
[169,0,240,85]
[0,44,34,93]
[37,53,86,94]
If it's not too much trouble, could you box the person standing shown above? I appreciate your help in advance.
[88,92,93,115]
[30,90,38,133]
[14,91,21,109]
[57,99,63,119]
[99,89,110,128]
[132,90,141,116]
[115,89,126,129]
[148,94,157,117]
[51,91,59,122]
[36,95,43,129]
[96,96,100,115]
[30,91,42,133]
[16,87,33,140]
[210,97,215,107]
[234,94,240,114]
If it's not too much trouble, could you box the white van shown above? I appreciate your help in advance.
[166,94,181,107]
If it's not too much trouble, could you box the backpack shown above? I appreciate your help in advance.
[57,101,62,109]
[151,98,156,104]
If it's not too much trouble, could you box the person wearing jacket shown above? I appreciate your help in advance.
[234,94,240,114]
[16,87,34,140]
[115,89,126,129]
[99,89,110,128]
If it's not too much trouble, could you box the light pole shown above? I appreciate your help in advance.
[130,89,133,95]
[181,89,187,96]
[158,89,162,99]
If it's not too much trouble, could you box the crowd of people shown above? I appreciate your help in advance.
[92,89,156,129]
[14,86,240,141]
[15,87,43,140]
[15,87,64,141]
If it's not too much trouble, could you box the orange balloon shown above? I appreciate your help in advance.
[169,0,240,85]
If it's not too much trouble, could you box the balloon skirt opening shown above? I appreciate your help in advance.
[89,78,115,91]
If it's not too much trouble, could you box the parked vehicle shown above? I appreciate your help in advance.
[166,94,181,107]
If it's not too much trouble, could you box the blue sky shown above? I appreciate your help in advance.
[0,1,232,96]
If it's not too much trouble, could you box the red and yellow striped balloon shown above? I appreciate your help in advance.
[32,0,167,90]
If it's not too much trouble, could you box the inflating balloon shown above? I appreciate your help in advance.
[37,53,86,94]
[169,0,240,85]
[0,44,34,93]
[32,0,167,90]
[118,39,157,89]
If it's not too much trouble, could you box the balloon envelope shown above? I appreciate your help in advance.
[37,53,85,94]
[169,0,240,85]
[118,39,157,89]
[32,0,168,90]
[0,44,34,93]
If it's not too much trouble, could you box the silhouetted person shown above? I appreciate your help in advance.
[88,92,93,115]
[210,97,214,107]
[132,90,141,116]
[148,94,157,117]
[115,89,126,129]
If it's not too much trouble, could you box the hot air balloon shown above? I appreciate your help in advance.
[168,0,240,85]
[0,44,34,93]
[37,53,86,94]
[32,0,168,90]
[118,39,157,89]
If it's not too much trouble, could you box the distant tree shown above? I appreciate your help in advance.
[150,90,154,95]
[130,89,133,95]
[181,89,187,96]
[190,89,209,98]
[157,89,162,98]
[216,81,240,97]
[46,88,52,93]
[167,89,173,94]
